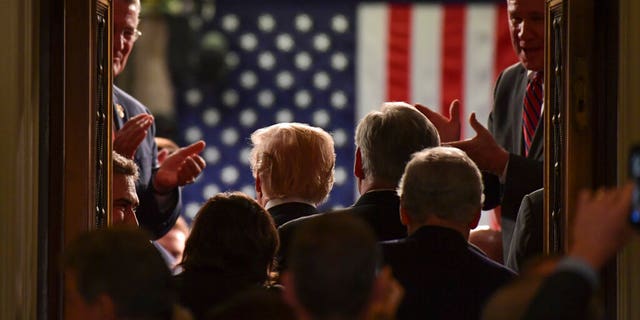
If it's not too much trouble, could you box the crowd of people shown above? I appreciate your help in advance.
[64,0,637,318]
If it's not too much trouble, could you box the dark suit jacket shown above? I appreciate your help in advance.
[175,268,268,319]
[113,85,181,239]
[268,202,318,227]
[522,270,593,320]
[382,226,515,320]
[506,188,544,272]
[329,190,406,241]
[277,190,405,271]
[484,63,544,254]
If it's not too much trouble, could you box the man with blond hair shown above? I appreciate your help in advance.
[250,122,336,227]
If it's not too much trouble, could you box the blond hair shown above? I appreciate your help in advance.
[250,123,335,205]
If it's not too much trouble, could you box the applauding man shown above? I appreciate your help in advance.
[112,0,206,238]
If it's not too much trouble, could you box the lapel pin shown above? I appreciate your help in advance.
[115,104,125,119]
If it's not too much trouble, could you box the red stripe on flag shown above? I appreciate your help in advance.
[494,3,515,80]
[440,4,465,124]
[386,4,411,102]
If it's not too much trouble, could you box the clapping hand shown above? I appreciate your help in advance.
[153,140,207,194]
[114,114,154,158]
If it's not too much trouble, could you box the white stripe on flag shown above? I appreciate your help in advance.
[356,3,388,123]
[463,4,497,138]
[411,4,442,108]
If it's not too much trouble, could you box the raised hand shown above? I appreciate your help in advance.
[153,140,207,194]
[157,148,169,165]
[444,113,509,176]
[569,183,634,270]
[114,113,154,158]
[414,100,461,143]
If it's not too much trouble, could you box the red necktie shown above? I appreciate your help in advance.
[522,72,543,157]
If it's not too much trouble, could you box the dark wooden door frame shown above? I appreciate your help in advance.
[544,0,618,318]
[38,0,112,318]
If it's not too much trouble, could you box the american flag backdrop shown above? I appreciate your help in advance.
[174,0,517,222]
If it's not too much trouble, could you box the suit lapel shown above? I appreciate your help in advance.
[513,68,528,156]
[112,89,128,130]
[528,119,544,160]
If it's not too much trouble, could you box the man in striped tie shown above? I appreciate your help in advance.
[422,0,545,258]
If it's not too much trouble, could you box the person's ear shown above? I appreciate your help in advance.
[281,272,298,308]
[355,147,364,179]
[255,175,271,207]
[255,175,262,195]
[399,206,410,226]
[469,208,481,230]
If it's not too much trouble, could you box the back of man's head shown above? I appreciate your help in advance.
[64,226,174,320]
[399,147,483,226]
[285,214,380,319]
[355,102,440,185]
[250,122,335,205]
